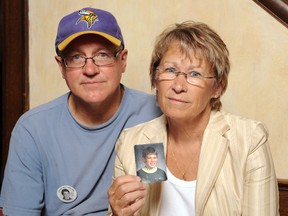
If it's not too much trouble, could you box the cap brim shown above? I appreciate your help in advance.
[57,31,122,51]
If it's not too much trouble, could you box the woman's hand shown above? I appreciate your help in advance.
[108,175,147,216]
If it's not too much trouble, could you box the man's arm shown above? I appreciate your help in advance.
[1,123,44,214]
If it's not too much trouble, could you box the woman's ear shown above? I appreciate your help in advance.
[213,90,220,99]
[213,82,222,98]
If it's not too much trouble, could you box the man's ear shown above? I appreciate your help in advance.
[120,49,128,74]
[55,56,65,79]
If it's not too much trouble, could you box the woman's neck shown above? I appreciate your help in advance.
[166,110,210,145]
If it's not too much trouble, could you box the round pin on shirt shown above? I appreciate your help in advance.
[57,185,77,203]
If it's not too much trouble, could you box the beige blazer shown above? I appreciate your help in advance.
[109,111,279,216]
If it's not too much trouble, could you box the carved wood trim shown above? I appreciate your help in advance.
[253,0,288,28]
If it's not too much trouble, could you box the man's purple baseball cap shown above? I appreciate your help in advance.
[55,7,124,53]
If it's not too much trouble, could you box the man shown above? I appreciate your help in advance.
[0,7,161,215]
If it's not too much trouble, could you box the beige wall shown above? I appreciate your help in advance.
[29,0,288,178]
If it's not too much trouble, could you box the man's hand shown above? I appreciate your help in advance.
[108,175,147,216]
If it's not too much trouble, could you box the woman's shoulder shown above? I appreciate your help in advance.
[217,111,267,131]
[121,115,165,135]
[216,111,269,149]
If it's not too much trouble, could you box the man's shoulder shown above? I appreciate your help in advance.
[120,87,161,126]
[124,87,156,100]
[17,93,69,124]
[122,87,159,112]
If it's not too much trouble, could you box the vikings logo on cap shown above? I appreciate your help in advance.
[55,7,124,53]
[77,9,98,29]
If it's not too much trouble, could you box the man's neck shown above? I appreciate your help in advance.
[68,86,124,126]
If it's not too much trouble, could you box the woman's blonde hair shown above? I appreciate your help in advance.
[150,21,230,111]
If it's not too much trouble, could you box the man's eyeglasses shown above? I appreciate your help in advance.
[156,67,216,87]
[62,49,122,68]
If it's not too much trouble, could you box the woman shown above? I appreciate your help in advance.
[107,21,279,216]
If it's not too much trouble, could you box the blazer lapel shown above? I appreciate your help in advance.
[141,115,167,215]
[195,111,230,215]
[143,115,168,153]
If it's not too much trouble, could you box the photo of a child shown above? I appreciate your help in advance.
[134,143,167,183]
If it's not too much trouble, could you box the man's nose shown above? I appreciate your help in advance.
[83,58,100,75]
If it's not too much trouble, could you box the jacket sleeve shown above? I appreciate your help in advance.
[242,123,279,216]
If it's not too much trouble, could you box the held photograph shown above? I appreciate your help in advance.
[134,143,167,183]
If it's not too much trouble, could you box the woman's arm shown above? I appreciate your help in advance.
[243,123,279,215]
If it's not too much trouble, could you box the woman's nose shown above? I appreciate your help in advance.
[172,74,188,93]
